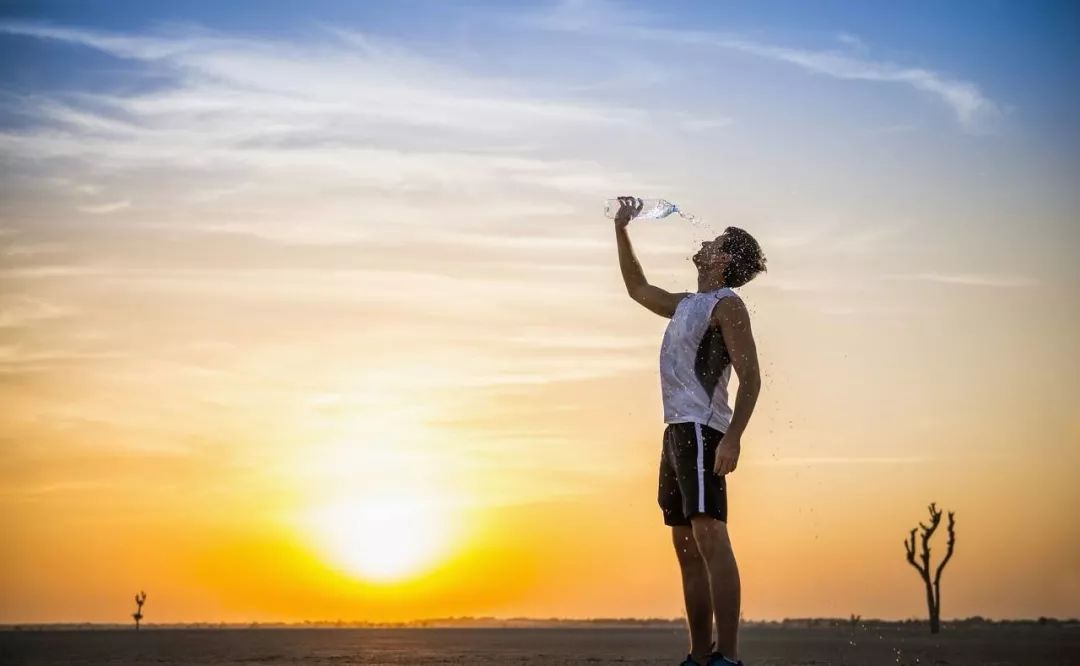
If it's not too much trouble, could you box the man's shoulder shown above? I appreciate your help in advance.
[710,291,749,325]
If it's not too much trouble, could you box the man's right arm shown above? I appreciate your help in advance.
[614,197,688,318]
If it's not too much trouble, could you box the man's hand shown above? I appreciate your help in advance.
[714,432,741,475]
[614,196,643,229]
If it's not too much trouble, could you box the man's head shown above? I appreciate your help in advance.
[692,226,767,288]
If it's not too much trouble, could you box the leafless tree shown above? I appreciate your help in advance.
[904,503,956,633]
[132,590,147,630]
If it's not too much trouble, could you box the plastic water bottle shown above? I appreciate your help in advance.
[604,198,679,220]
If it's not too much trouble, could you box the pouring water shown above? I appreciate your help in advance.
[604,198,699,224]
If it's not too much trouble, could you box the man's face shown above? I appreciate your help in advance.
[692,234,731,275]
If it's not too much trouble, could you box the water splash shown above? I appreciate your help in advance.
[675,207,701,226]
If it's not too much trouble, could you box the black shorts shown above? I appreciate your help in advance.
[658,421,728,526]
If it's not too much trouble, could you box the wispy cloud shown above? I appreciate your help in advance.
[530,0,999,130]
[77,200,131,214]
[835,32,867,51]
[890,272,1040,288]
[677,115,734,132]
[0,18,687,265]
[527,0,654,32]
[1,242,67,257]
[0,344,127,372]
[0,20,642,134]
[761,217,912,253]
[0,480,113,501]
[0,20,653,208]
[756,456,929,466]
[0,296,74,328]
[818,304,919,317]
[716,38,998,129]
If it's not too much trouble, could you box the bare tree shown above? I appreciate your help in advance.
[132,591,147,630]
[903,503,956,633]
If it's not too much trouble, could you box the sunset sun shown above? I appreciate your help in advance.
[305,493,456,583]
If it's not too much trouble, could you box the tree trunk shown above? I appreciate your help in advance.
[924,580,938,633]
[932,580,943,634]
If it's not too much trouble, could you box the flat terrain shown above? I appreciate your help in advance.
[2,625,1078,665]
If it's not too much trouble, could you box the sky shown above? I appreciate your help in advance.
[1,0,1078,624]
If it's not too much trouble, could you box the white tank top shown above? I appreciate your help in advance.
[659,289,737,431]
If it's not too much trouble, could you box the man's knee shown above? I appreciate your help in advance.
[671,525,705,567]
[690,514,732,559]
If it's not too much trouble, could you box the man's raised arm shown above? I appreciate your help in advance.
[614,196,687,319]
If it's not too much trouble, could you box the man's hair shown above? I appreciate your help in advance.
[720,226,767,288]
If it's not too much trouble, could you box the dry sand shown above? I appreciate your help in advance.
[2,624,1078,665]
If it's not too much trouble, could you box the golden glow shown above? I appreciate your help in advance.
[303,492,456,583]
[2,9,1079,626]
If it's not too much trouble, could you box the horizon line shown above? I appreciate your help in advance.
[3,615,1077,630]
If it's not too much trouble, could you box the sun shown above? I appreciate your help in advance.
[305,492,456,582]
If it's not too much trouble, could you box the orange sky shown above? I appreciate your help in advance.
[2,4,1079,624]
[3,222,1077,622]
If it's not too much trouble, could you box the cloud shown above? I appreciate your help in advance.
[0,21,218,59]
[0,296,74,327]
[817,304,918,317]
[76,200,131,214]
[714,38,998,128]
[756,456,929,466]
[0,265,104,279]
[527,0,654,32]
[890,272,1040,288]
[835,32,867,51]
[0,19,666,226]
[0,344,126,372]
[1,242,67,257]
[0,16,703,288]
[761,218,912,253]
[678,115,734,132]
[0,480,113,501]
[530,0,999,129]
[0,20,642,136]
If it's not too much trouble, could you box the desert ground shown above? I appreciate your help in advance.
[2,624,1078,665]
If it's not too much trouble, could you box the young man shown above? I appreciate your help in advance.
[613,197,766,666]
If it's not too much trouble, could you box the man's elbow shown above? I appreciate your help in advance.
[626,283,648,303]
[737,368,762,393]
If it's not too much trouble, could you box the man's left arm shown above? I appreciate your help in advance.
[712,296,761,476]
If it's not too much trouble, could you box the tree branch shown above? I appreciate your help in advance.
[917,503,942,576]
[904,527,926,577]
[934,511,956,586]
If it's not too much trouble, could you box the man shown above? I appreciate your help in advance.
[613,196,766,666]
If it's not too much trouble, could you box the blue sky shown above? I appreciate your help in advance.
[3,0,1078,129]
[2,1,1077,291]
[4,0,1076,258]
[1,0,1078,334]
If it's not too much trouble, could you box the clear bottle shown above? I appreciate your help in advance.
[604,198,679,220]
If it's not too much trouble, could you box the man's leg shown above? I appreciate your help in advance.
[690,516,741,660]
[672,525,713,661]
